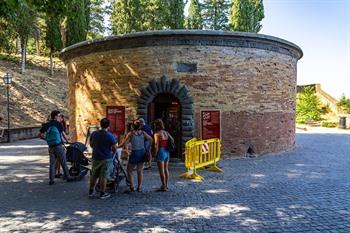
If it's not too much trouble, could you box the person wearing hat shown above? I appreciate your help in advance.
[139,118,153,169]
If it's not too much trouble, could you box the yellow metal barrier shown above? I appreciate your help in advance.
[179,138,223,180]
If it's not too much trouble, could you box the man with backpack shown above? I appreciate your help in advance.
[39,110,75,185]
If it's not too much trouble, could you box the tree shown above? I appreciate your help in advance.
[202,0,230,30]
[111,0,143,34]
[45,15,63,75]
[337,94,350,114]
[167,0,185,29]
[296,87,322,123]
[11,0,37,74]
[0,1,17,53]
[229,0,264,32]
[142,0,165,31]
[34,0,66,75]
[87,0,106,39]
[66,0,87,46]
[186,0,203,29]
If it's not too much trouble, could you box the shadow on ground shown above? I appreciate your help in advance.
[0,134,349,232]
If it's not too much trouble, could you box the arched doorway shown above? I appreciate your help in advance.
[148,93,181,158]
[137,75,194,159]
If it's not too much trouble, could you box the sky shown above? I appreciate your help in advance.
[260,0,350,99]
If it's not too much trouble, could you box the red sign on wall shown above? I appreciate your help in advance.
[106,106,125,136]
[201,110,221,140]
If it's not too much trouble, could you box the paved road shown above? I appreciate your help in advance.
[0,130,350,232]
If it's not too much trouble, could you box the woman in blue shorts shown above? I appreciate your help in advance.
[118,120,153,192]
[153,119,174,191]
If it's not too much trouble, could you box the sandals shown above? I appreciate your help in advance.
[137,187,142,192]
[123,187,135,194]
[156,186,167,192]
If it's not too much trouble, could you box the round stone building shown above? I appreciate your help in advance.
[60,30,303,157]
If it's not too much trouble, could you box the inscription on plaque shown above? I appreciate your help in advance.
[176,63,197,73]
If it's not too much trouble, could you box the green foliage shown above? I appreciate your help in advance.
[321,121,337,128]
[337,94,350,114]
[11,0,37,42]
[296,87,323,123]
[111,0,144,34]
[111,0,184,34]
[45,15,62,51]
[66,0,87,46]
[87,0,106,39]
[186,0,203,29]
[202,0,230,30]
[0,1,17,52]
[229,0,264,32]
[167,0,185,29]
[142,0,166,31]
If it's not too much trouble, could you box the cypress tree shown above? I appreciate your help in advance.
[87,0,106,38]
[11,0,37,74]
[202,0,230,30]
[229,0,264,32]
[111,0,143,34]
[45,15,62,75]
[142,0,165,31]
[66,0,87,46]
[186,0,203,29]
[167,0,185,29]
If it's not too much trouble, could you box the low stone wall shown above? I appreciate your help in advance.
[0,126,41,143]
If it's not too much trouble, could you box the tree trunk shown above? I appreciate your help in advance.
[36,39,40,56]
[16,37,21,54]
[50,51,54,76]
[20,38,26,74]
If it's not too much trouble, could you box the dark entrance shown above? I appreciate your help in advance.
[148,93,182,158]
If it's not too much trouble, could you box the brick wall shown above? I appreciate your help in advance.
[65,44,298,156]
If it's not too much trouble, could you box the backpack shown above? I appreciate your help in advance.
[45,126,62,146]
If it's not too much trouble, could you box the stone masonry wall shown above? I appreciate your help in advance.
[66,45,297,155]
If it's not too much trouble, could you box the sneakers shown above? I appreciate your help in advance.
[99,192,111,199]
[88,189,96,198]
[88,191,111,199]
[49,181,55,185]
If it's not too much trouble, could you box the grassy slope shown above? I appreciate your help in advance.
[0,58,68,128]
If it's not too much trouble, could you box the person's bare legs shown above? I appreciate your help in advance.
[89,176,98,191]
[164,161,169,190]
[157,161,166,190]
[126,164,135,191]
[99,178,107,193]
[136,163,144,191]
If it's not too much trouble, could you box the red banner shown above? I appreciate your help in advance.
[201,110,221,140]
[106,106,125,137]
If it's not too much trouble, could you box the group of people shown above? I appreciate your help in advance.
[88,117,173,199]
[40,110,174,199]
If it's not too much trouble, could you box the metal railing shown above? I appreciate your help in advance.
[179,138,223,180]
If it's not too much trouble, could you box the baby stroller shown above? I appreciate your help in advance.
[66,142,90,180]
[110,149,130,192]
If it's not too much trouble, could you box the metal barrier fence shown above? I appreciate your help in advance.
[179,138,223,180]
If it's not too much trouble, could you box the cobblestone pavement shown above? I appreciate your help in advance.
[0,130,350,232]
